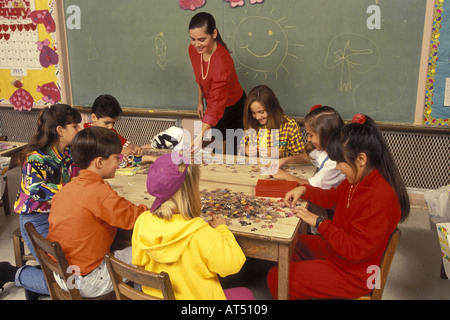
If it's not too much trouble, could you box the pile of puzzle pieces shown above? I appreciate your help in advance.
[200,188,295,229]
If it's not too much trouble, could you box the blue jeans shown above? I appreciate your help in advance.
[15,213,50,295]
[19,213,49,259]
[15,265,49,295]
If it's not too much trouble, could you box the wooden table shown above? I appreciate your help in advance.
[107,154,315,300]
[0,141,26,167]
[0,141,26,216]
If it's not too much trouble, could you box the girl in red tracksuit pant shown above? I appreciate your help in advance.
[267,114,410,299]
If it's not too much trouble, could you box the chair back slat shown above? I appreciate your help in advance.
[25,222,115,300]
[371,228,401,300]
[105,253,176,300]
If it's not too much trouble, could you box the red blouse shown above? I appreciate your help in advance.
[189,43,243,127]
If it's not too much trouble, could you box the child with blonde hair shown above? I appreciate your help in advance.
[132,152,253,300]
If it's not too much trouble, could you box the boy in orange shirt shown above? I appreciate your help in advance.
[47,126,148,297]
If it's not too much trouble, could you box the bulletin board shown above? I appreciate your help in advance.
[0,0,70,111]
[423,0,450,126]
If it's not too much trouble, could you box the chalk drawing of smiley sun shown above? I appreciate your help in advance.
[230,9,303,80]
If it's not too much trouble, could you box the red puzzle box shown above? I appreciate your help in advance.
[255,179,297,198]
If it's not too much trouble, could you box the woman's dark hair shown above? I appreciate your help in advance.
[189,12,231,53]
[304,106,344,154]
[327,114,410,222]
[71,126,122,169]
[19,104,81,164]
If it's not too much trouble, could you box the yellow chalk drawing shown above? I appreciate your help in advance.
[155,32,168,70]
[325,33,379,92]
[230,8,304,80]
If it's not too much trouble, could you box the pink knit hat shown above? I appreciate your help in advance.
[147,152,190,212]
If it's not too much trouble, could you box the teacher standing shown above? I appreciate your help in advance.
[188,12,246,155]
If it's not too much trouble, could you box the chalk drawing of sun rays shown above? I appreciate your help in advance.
[229,8,304,80]
[155,32,168,70]
[325,33,380,92]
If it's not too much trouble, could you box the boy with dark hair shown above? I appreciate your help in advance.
[84,94,143,155]
[47,126,148,297]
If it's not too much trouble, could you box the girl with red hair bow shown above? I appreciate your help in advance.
[267,114,410,299]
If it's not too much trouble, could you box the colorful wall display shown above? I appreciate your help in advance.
[0,0,66,111]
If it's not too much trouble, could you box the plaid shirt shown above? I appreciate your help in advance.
[241,117,304,157]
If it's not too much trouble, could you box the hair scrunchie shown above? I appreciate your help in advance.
[352,114,366,124]
[309,104,322,112]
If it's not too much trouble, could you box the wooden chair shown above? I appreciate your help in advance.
[12,227,36,267]
[105,253,176,300]
[24,222,115,300]
[0,135,10,216]
[356,228,401,300]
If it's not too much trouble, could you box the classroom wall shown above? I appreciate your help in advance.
[0,0,448,126]
[61,0,439,124]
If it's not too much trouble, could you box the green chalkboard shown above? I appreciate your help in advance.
[64,0,429,123]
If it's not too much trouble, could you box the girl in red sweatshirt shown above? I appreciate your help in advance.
[267,114,410,299]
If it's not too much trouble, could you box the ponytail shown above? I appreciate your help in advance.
[189,12,231,53]
[19,104,81,164]
[327,114,410,222]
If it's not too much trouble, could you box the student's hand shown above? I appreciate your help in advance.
[284,186,306,208]
[268,159,280,175]
[121,146,133,155]
[258,147,273,158]
[209,214,226,228]
[271,168,292,180]
[294,207,318,227]
[122,144,143,156]
[264,159,289,176]
[131,144,143,156]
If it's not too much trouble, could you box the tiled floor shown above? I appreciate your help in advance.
[0,168,448,300]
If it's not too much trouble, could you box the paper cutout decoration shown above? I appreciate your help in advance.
[29,10,56,33]
[179,0,263,10]
[179,0,205,10]
[37,39,59,68]
[0,21,36,41]
[0,33,11,41]
[225,0,264,7]
[37,82,61,104]
[9,80,34,111]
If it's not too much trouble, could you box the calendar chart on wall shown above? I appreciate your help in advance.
[0,1,41,70]
[0,0,70,111]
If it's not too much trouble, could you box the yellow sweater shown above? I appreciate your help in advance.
[131,212,246,300]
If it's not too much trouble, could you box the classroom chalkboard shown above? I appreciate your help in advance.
[64,0,428,123]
